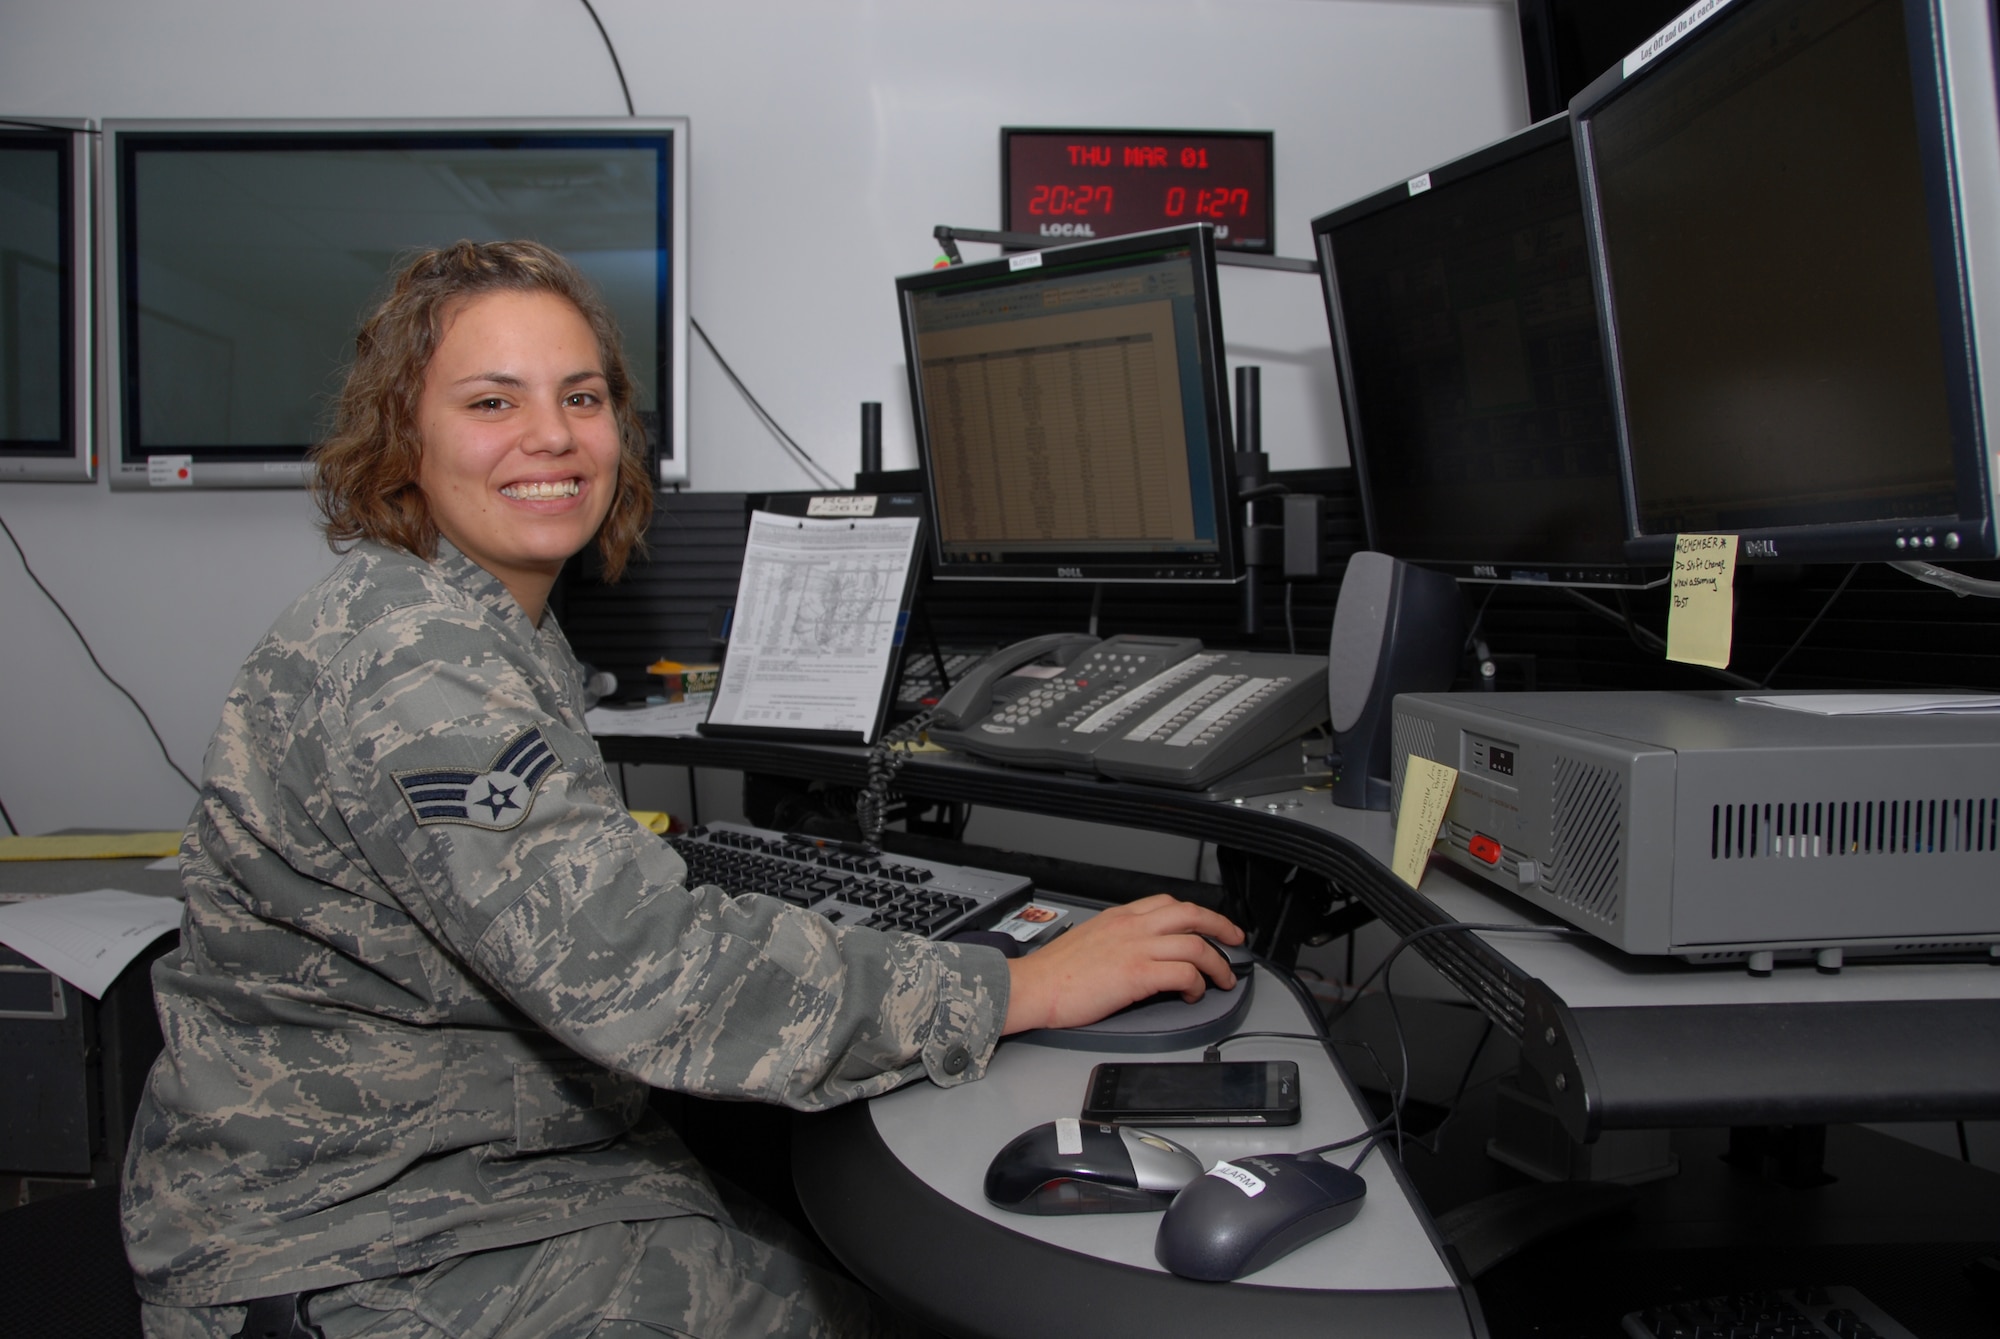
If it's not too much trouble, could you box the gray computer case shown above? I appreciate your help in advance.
[1391,691,2000,962]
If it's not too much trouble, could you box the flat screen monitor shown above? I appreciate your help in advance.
[897,223,1240,584]
[0,120,91,482]
[1574,0,2000,563]
[99,117,689,491]
[1312,116,1655,587]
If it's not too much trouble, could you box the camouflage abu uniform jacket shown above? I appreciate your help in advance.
[122,539,1010,1308]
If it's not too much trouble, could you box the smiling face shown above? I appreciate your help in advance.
[415,289,622,621]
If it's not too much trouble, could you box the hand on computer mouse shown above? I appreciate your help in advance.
[1000,895,1243,1034]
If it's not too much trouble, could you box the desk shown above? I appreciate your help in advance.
[791,949,1481,1339]
[597,730,2000,1142]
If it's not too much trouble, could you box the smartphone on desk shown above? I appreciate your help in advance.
[1081,1060,1301,1127]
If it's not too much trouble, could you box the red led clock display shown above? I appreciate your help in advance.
[1002,128,1275,253]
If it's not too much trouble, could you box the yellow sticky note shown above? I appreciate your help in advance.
[1666,533,1738,668]
[1391,756,1458,889]
[0,832,184,862]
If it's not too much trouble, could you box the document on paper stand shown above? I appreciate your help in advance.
[702,511,923,744]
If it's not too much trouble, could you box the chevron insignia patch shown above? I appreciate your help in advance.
[392,726,559,830]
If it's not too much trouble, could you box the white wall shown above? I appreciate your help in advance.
[0,0,1527,833]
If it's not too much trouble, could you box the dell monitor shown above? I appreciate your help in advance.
[100,117,689,490]
[1312,116,1653,587]
[0,120,91,482]
[897,223,1240,584]
[1573,0,2000,563]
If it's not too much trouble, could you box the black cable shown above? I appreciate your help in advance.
[1755,563,1860,688]
[1461,584,1499,653]
[0,509,199,795]
[1324,920,1590,1033]
[1565,586,1760,689]
[1958,1120,1973,1163]
[859,708,933,847]
[0,795,16,836]
[576,0,636,116]
[689,318,844,489]
[1283,580,1297,655]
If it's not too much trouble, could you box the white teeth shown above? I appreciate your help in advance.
[502,480,580,500]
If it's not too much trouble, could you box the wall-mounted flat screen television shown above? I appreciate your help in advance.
[100,117,689,490]
[0,119,92,482]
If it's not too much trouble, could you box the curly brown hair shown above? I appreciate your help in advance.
[310,239,653,581]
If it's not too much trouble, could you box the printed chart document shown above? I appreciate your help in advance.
[0,888,184,998]
[703,511,922,743]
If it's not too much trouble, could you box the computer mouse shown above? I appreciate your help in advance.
[1154,1151,1368,1280]
[984,1118,1203,1214]
[1118,936,1252,1011]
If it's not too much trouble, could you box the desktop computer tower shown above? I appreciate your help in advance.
[1391,692,2000,963]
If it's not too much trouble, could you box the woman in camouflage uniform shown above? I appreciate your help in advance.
[121,240,1242,1339]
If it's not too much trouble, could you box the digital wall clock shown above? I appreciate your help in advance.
[1001,127,1275,253]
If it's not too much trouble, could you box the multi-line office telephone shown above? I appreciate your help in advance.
[924,633,1329,789]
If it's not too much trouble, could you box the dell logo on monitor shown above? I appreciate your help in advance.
[1744,539,1780,558]
[1057,567,1084,578]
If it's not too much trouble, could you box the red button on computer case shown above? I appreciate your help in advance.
[1467,835,1502,865]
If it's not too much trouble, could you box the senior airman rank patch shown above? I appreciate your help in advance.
[392,726,558,830]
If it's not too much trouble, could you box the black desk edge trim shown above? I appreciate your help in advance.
[601,731,2000,1142]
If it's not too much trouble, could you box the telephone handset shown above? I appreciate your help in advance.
[931,632,1105,729]
[926,633,1330,790]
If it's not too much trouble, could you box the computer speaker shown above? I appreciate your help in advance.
[1326,552,1463,810]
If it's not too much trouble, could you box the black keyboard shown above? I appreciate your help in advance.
[665,821,1032,939]
[1623,1285,1916,1339]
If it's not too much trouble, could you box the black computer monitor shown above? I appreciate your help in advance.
[0,120,91,482]
[896,224,1240,584]
[1574,0,2000,564]
[1312,116,1653,587]
[99,117,689,490]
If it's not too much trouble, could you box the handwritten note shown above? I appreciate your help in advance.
[1667,533,1738,668]
[1392,756,1458,889]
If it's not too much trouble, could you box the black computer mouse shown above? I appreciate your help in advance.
[1118,936,1252,1011]
[984,1118,1203,1214]
[1154,1151,1367,1280]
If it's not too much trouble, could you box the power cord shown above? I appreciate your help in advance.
[0,795,16,836]
[576,0,636,116]
[0,509,199,796]
[690,318,844,490]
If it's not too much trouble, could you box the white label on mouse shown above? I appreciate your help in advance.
[1206,1161,1267,1197]
[1055,1117,1083,1157]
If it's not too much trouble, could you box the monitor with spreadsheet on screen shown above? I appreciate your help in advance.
[1573,0,2000,563]
[896,223,1240,584]
[100,117,688,490]
[0,120,91,482]
[1312,114,1655,587]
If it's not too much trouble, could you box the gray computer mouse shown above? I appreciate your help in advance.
[1154,1151,1367,1280]
[984,1118,1203,1214]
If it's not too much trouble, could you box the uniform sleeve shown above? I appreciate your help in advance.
[306,604,1010,1108]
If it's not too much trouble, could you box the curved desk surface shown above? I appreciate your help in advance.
[600,727,2000,1142]
[791,959,1482,1339]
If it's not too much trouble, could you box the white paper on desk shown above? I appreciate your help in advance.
[0,888,183,998]
[586,696,712,738]
[1738,692,2000,716]
[706,511,920,741]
